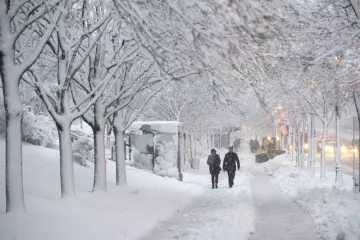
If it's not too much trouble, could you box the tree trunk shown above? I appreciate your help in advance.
[320,121,328,179]
[114,127,127,185]
[300,121,305,169]
[335,104,342,184]
[92,119,107,192]
[3,82,25,212]
[1,38,25,212]
[177,132,183,182]
[307,118,312,172]
[183,133,188,169]
[354,90,360,192]
[57,120,76,198]
[189,134,193,159]
[206,132,210,151]
[296,124,300,167]
[310,113,316,177]
[211,134,214,148]
[291,125,295,163]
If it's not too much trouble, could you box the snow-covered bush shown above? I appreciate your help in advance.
[154,141,179,178]
[22,108,57,147]
[72,136,93,167]
[133,153,153,170]
[73,153,87,167]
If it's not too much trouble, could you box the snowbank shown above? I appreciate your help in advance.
[0,139,203,240]
[266,154,360,240]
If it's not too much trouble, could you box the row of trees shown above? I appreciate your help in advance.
[0,0,274,212]
[3,0,360,214]
[248,0,360,182]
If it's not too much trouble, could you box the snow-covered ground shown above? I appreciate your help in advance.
[266,153,360,239]
[0,139,203,240]
[2,137,343,240]
[143,172,255,240]
[0,140,257,240]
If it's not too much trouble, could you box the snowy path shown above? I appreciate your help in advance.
[141,172,255,240]
[141,148,320,240]
[249,165,319,240]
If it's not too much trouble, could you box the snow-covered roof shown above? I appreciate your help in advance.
[127,121,182,134]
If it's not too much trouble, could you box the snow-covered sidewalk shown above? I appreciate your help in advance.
[142,149,319,240]
[267,154,360,239]
[142,172,255,240]
[250,169,319,240]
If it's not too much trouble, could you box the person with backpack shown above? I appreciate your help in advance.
[207,149,221,189]
[223,146,240,188]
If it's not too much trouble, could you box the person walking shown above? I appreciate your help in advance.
[207,149,221,189]
[223,146,240,188]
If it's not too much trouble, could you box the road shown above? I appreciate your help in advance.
[315,152,360,175]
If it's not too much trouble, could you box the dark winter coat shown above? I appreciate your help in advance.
[207,154,221,175]
[223,152,240,172]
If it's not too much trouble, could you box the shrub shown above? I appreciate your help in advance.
[72,136,93,166]
[22,108,57,147]
[73,153,87,167]
[0,96,57,147]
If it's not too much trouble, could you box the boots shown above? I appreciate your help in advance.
[212,182,215,189]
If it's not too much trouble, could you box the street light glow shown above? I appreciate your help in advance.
[304,143,309,150]
[335,55,341,64]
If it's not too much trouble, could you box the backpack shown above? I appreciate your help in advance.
[207,154,216,165]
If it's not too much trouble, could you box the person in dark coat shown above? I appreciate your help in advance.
[207,149,221,189]
[223,146,240,188]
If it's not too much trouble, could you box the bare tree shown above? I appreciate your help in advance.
[23,1,112,198]
[0,0,62,212]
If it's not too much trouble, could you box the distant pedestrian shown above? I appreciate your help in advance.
[223,146,240,188]
[207,149,221,189]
